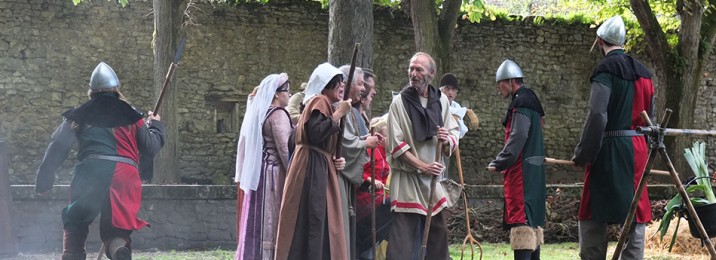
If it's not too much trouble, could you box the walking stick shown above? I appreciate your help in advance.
[370,127,377,257]
[419,138,443,260]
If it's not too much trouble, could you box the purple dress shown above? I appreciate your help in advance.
[235,106,293,260]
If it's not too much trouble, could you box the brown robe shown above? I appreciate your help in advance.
[274,94,348,260]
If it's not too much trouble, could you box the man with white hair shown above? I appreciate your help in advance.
[385,52,459,260]
[336,65,383,259]
[572,15,655,260]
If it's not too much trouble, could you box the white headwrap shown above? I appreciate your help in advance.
[302,62,344,105]
[235,73,289,191]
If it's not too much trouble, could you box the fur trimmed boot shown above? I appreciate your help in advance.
[106,237,131,260]
[510,225,537,251]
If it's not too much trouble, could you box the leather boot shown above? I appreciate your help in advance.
[62,228,88,260]
[513,247,541,260]
[514,249,533,260]
[107,237,131,260]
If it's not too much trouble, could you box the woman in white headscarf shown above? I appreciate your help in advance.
[234,73,293,260]
[274,63,353,260]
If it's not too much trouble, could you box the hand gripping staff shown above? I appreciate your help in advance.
[97,37,186,260]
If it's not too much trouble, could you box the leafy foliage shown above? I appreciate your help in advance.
[656,140,716,252]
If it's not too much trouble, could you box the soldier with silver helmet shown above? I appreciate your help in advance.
[487,59,546,260]
[572,15,655,260]
[34,62,165,260]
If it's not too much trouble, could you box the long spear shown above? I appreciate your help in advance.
[335,43,360,157]
[152,36,187,115]
[369,127,377,258]
[335,42,360,260]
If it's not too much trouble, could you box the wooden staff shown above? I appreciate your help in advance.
[152,37,186,115]
[335,43,360,158]
[636,127,716,137]
[419,138,443,260]
[543,157,673,176]
[332,42,360,260]
[369,127,377,257]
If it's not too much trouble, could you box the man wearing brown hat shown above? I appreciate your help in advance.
[439,73,479,180]
[440,73,480,137]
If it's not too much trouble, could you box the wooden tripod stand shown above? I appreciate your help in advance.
[611,109,716,259]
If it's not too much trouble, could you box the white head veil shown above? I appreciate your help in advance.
[302,62,344,105]
[235,73,289,191]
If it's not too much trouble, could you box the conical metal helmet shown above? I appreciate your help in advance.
[596,15,626,46]
[89,62,120,90]
[495,59,523,82]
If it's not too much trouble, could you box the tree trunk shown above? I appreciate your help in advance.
[405,0,461,78]
[152,0,184,183]
[631,0,714,174]
[407,0,442,75]
[328,0,373,68]
[672,0,705,174]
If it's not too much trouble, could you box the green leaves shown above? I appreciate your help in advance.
[684,140,716,203]
[656,141,716,252]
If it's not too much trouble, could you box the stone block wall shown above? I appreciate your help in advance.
[9,184,676,252]
[10,185,237,252]
[2,0,715,185]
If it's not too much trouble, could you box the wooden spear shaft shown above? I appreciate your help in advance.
[419,138,443,260]
[370,127,377,257]
[544,157,672,176]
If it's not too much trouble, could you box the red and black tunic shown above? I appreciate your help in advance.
[35,92,164,232]
[573,49,654,224]
[489,86,546,229]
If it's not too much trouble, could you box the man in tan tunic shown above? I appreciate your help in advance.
[385,52,459,260]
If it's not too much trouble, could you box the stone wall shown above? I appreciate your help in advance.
[10,185,237,252]
[9,184,676,252]
[2,0,715,185]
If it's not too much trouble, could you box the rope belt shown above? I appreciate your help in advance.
[295,144,332,158]
[84,154,138,168]
[604,130,643,137]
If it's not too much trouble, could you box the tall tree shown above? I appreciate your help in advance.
[327,0,374,68]
[152,0,185,183]
[401,0,465,75]
[629,0,716,173]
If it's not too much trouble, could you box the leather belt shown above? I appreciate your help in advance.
[84,154,138,168]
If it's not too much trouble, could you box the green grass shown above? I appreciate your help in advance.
[6,243,708,259]
[449,242,579,260]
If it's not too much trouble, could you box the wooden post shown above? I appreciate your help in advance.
[0,142,18,257]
